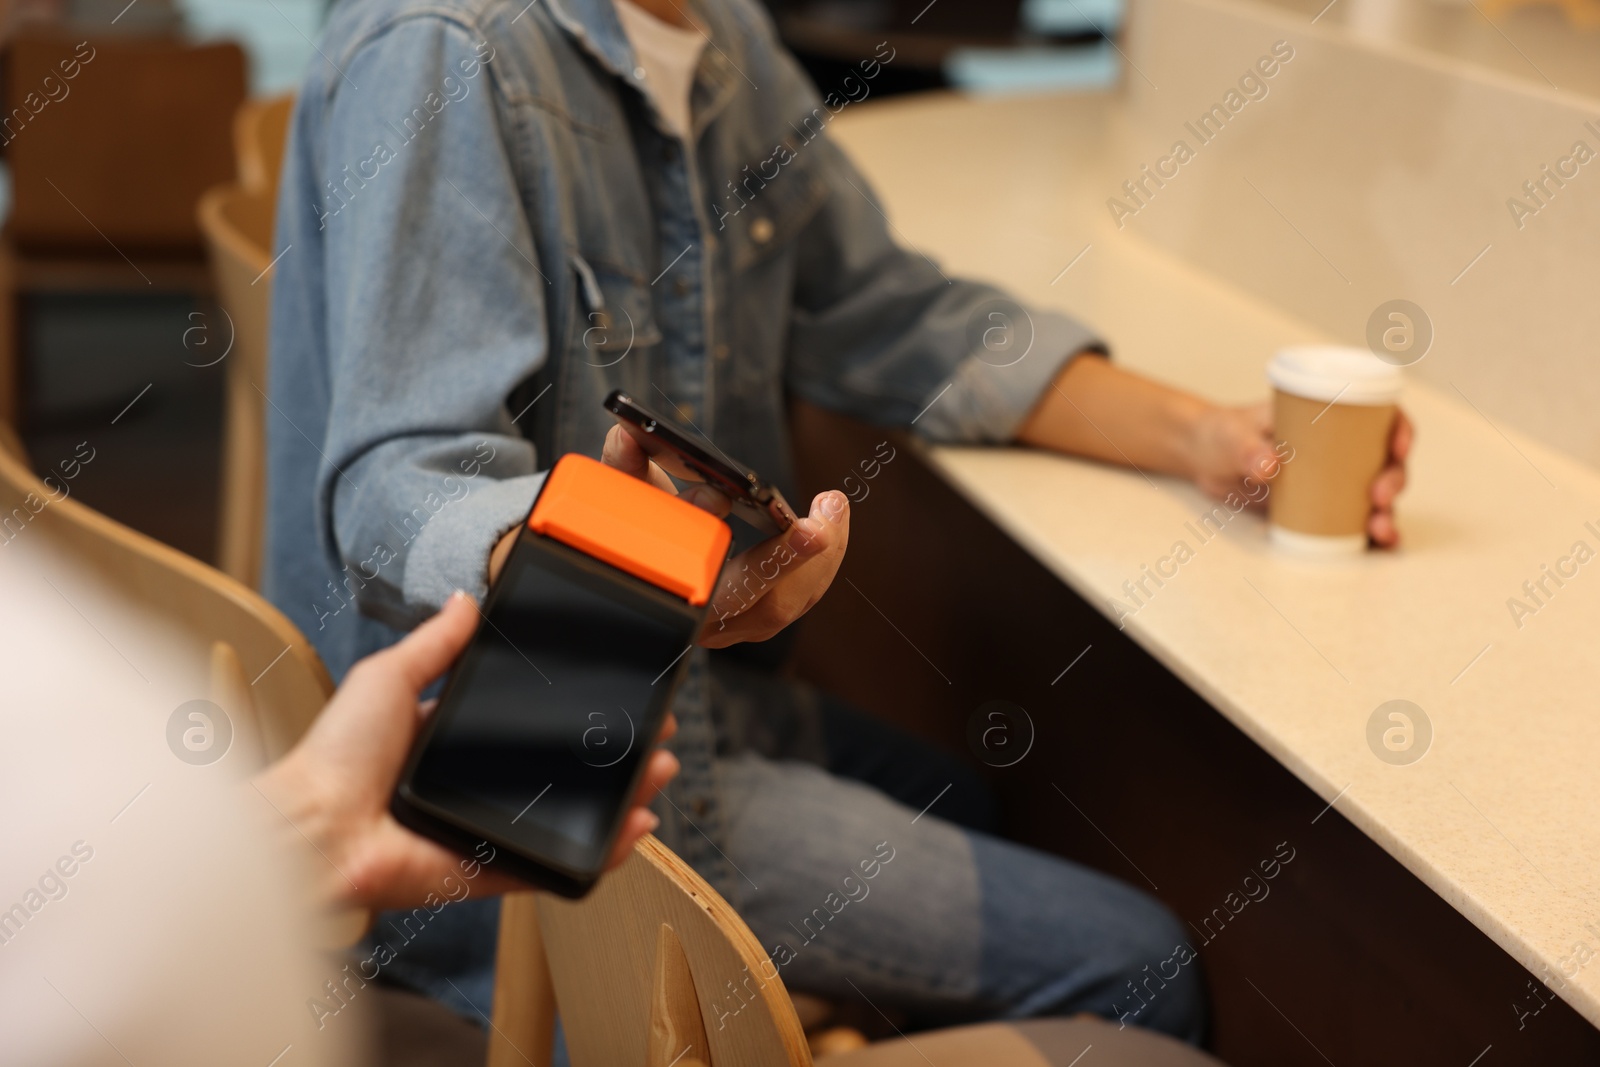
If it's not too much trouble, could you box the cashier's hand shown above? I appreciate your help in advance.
[253,593,681,912]
[601,424,850,647]
[1188,402,1412,548]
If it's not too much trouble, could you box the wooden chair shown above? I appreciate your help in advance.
[0,415,371,946]
[197,182,275,587]
[491,837,1227,1067]
[234,93,294,201]
[197,92,293,588]
[0,33,247,427]
[0,415,327,755]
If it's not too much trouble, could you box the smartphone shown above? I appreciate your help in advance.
[391,454,725,898]
[605,389,798,535]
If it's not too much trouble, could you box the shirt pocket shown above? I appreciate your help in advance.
[568,251,662,368]
[721,140,828,274]
[553,252,665,456]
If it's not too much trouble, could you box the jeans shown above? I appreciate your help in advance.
[372,687,1205,1052]
[717,710,1206,1042]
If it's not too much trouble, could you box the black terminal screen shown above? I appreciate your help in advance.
[406,533,696,875]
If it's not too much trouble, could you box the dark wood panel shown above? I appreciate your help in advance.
[786,401,1600,1066]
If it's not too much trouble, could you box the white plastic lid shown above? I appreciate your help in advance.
[1268,345,1403,406]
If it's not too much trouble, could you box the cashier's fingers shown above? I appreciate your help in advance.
[604,747,680,872]
[656,711,679,745]
[698,491,850,648]
[382,590,480,695]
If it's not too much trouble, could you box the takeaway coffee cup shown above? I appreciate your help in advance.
[1267,346,1402,554]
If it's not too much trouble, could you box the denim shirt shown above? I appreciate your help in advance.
[263,0,1101,902]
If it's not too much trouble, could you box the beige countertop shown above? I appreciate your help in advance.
[830,88,1600,1027]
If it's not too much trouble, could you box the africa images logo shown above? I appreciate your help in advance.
[166,700,233,766]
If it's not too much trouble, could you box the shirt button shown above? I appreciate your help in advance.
[660,142,677,163]
[633,66,647,80]
[673,275,691,296]
[749,217,774,244]
[690,795,710,817]
[713,343,730,361]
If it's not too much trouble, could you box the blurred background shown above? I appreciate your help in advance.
[3,0,1598,569]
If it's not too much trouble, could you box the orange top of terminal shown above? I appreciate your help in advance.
[528,453,731,606]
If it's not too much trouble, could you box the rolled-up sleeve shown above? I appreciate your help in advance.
[784,122,1104,445]
[314,15,548,629]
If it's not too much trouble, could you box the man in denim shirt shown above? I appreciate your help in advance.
[265,0,1410,1045]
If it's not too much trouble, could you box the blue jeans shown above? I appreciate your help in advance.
[716,724,1205,1041]
[372,685,1205,1049]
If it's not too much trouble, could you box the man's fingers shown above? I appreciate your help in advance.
[706,491,847,624]
[602,424,649,478]
[384,592,479,694]
[1368,507,1399,547]
[1390,409,1414,462]
[605,425,733,513]
[605,807,663,871]
[679,483,733,518]
[1246,400,1272,437]
[1371,463,1406,508]
[701,492,849,645]
[1244,441,1281,482]
[790,490,850,557]
[614,420,715,484]
[602,425,678,494]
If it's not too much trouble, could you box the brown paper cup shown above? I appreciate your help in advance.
[1266,347,1402,554]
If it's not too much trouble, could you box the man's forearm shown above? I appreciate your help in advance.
[1014,354,1211,479]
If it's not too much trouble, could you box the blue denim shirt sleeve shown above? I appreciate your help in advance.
[783,119,1105,445]
[314,16,548,629]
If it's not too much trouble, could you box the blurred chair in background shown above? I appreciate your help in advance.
[0,32,246,427]
[198,92,291,588]
[0,411,328,762]
[235,92,293,199]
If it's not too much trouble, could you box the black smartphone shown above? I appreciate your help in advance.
[391,529,702,898]
[604,389,798,535]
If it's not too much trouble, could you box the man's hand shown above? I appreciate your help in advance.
[253,593,681,912]
[1016,354,1412,547]
[1187,401,1411,547]
[492,426,851,644]
[698,491,849,647]
[599,424,850,647]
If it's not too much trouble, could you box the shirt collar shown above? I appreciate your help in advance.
[542,0,742,138]
[543,0,636,81]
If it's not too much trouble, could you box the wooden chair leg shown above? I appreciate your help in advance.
[489,892,557,1067]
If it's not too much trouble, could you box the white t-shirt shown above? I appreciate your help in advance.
[614,0,706,141]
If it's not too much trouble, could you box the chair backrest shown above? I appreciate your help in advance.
[495,837,813,1067]
[2,33,247,253]
[0,417,330,760]
[197,182,274,587]
[234,93,294,202]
